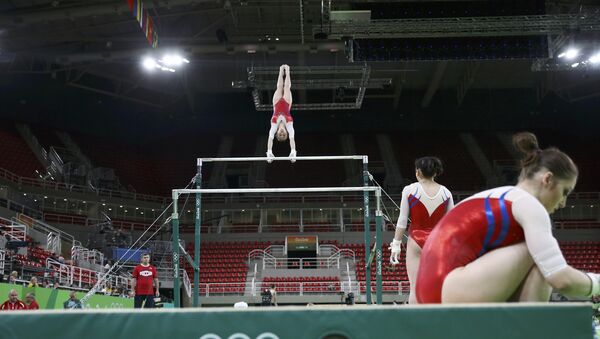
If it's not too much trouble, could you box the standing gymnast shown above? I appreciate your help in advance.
[416,132,599,303]
[389,156,454,304]
[266,64,296,163]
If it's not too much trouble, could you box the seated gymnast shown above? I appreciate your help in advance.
[266,64,296,163]
[416,132,599,303]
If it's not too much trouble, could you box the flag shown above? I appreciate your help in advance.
[125,0,158,48]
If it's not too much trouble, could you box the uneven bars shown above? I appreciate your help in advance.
[173,186,379,196]
[197,155,367,163]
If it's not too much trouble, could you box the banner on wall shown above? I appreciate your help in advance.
[0,283,133,309]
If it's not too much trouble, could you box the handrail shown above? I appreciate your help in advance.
[46,258,130,289]
[0,250,5,272]
[0,217,27,241]
[263,257,342,270]
[16,213,75,250]
[346,262,352,292]
[193,281,354,297]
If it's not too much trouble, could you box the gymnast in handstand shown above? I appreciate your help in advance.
[266,64,296,163]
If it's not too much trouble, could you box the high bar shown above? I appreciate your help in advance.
[173,186,379,196]
[197,155,368,164]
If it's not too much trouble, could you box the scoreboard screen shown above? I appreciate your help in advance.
[285,236,318,252]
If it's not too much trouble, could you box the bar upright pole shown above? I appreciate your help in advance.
[362,156,371,304]
[375,188,383,305]
[194,159,202,307]
[171,191,180,308]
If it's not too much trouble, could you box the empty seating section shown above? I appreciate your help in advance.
[391,132,485,191]
[184,241,268,294]
[560,241,600,271]
[4,128,597,194]
[554,220,600,229]
[0,123,44,177]
[261,276,341,293]
[12,245,56,279]
[340,243,408,293]
[73,133,163,195]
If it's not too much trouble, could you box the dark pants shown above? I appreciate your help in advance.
[134,295,155,309]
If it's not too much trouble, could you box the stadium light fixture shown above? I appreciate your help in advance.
[142,56,157,71]
[589,52,600,64]
[558,48,579,60]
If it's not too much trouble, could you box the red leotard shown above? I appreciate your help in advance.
[416,187,524,303]
[271,98,292,124]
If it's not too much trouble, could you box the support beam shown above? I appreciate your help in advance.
[325,14,600,39]
[421,61,447,108]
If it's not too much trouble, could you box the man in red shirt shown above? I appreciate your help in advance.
[132,253,159,308]
[25,293,39,310]
[0,289,26,310]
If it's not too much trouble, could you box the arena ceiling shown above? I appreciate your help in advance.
[1,0,600,112]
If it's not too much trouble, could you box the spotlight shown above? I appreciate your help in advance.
[142,57,157,71]
[589,52,600,64]
[161,54,189,66]
[558,48,579,60]
[571,62,580,68]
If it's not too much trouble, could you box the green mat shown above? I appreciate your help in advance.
[0,303,594,339]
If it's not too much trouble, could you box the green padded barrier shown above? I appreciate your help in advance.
[0,303,594,339]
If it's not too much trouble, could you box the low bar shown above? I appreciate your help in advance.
[198,155,367,163]
[174,186,379,195]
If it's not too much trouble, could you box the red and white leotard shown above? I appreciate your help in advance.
[396,182,454,248]
[416,186,568,304]
[269,98,295,138]
[271,98,293,124]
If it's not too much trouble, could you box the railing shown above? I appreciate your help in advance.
[263,257,343,270]
[46,258,130,289]
[16,213,77,254]
[554,220,600,229]
[0,250,5,273]
[329,245,356,262]
[344,262,353,292]
[358,281,411,295]
[0,197,43,219]
[0,216,27,241]
[258,281,345,296]
[71,245,105,267]
[182,269,192,298]
[251,262,258,296]
[193,281,353,297]
[0,166,167,204]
